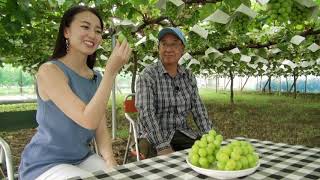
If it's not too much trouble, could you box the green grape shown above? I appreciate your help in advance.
[117,33,126,43]
[191,144,199,154]
[206,134,215,143]
[213,139,221,147]
[208,129,217,136]
[225,159,236,170]
[241,146,249,155]
[233,146,243,155]
[217,161,226,170]
[246,154,256,167]
[235,161,242,170]
[216,152,229,162]
[215,134,223,142]
[199,157,209,168]
[201,134,208,141]
[198,148,208,157]
[206,146,215,155]
[207,143,215,150]
[220,146,232,155]
[191,153,199,163]
[207,155,215,164]
[240,156,249,169]
[198,140,207,148]
[231,151,241,161]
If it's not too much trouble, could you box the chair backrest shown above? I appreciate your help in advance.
[0,137,14,180]
[124,94,137,113]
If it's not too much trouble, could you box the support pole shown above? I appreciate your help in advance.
[111,34,117,139]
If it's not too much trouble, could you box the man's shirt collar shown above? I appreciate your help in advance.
[157,60,186,76]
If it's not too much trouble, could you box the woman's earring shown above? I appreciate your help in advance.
[66,39,70,52]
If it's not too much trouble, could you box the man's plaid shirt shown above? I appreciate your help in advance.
[135,61,213,151]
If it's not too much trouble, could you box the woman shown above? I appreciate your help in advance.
[19,5,132,180]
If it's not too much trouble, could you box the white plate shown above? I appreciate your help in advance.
[186,157,260,179]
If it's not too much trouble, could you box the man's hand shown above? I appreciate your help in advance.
[157,147,174,156]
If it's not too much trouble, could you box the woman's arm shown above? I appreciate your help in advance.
[37,40,131,129]
[95,115,117,168]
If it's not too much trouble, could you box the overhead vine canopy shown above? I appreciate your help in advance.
[0,0,319,79]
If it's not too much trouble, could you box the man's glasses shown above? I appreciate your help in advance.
[159,42,182,50]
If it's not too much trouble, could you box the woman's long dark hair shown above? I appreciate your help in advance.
[51,5,104,69]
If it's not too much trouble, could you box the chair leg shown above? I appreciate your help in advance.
[0,138,14,180]
[123,124,133,164]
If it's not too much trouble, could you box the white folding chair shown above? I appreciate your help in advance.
[122,93,144,164]
[0,137,14,180]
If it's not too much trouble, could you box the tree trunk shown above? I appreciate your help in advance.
[268,76,271,93]
[229,70,234,104]
[19,69,23,95]
[262,79,270,92]
[279,76,282,95]
[216,75,219,93]
[286,77,289,92]
[304,75,307,93]
[224,79,230,90]
[241,76,249,91]
[293,72,298,99]
[256,76,259,91]
[260,76,262,91]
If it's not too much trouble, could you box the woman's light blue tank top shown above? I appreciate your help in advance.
[19,60,102,180]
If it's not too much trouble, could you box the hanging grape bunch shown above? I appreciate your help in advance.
[188,31,207,52]
[290,3,312,25]
[267,0,293,23]
[165,1,179,19]
[144,39,155,52]
[227,13,251,34]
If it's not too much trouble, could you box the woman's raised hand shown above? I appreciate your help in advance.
[105,39,132,75]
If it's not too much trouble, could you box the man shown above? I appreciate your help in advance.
[135,27,213,158]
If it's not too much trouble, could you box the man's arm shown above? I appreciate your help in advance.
[189,73,213,133]
[135,74,172,152]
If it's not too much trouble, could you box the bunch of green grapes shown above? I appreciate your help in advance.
[227,13,251,34]
[267,0,293,23]
[165,1,179,19]
[289,3,312,25]
[215,140,259,170]
[188,129,223,168]
[187,32,207,52]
